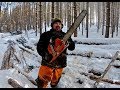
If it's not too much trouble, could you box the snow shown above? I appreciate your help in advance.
[0,25,120,88]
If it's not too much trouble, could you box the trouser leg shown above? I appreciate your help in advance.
[50,68,63,87]
[37,65,53,88]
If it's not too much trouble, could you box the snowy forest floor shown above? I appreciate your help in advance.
[0,25,120,88]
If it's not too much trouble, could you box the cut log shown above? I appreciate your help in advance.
[88,69,102,76]
[80,72,120,85]
[8,78,23,88]
[112,65,120,68]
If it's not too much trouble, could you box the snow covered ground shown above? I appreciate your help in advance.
[0,25,120,88]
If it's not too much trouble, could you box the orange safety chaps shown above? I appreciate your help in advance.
[38,65,63,88]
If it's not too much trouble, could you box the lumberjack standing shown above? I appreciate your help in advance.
[36,18,75,88]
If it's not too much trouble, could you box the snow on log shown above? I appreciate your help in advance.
[80,72,120,85]
[68,53,120,60]
[1,40,20,70]
[18,45,38,57]
[74,38,120,45]
[16,37,34,51]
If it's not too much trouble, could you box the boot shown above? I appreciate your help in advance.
[50,76,61,88]
[35,77,44,88]
[51,84,58,88]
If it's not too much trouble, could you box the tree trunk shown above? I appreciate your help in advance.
[116,2,119,36]
[71,3,74,24]
[44,2,47,32]
[51,2,55,21]
[102,2,105,35]
[82,2,84,35]
[46,2,50,27]
[97,2,100,32]
[86,2,89,38]
[56,2,59,18]
[105,2,110,38]
[64,3,67,26]
[89,2,92,28]
[67,2,71,29]
[39,2,42,35]
[60,2,62,20]
[73,2,77,37]
[35,2,38,36]
[19,3,22,32]
[0,2,2,32]
[111,2,115,38]
[27,2,31,30]
[78,2,81,30]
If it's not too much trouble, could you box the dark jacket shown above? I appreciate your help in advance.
[37,29,75,68]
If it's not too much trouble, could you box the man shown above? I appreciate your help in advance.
[36,18,75,88]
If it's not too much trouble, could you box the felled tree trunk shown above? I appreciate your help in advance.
[112,65,120,68]
[1,40,20,70]
[68,51,93,58]
[80,72,120,85]
[93,51,120,87]
[90,75,120,85]
[88,69,102,76]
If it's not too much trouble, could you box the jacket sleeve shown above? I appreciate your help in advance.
[67,37,75,51]
[37,33,46,57]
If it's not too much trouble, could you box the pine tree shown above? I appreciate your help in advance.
[105,2,110,38]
